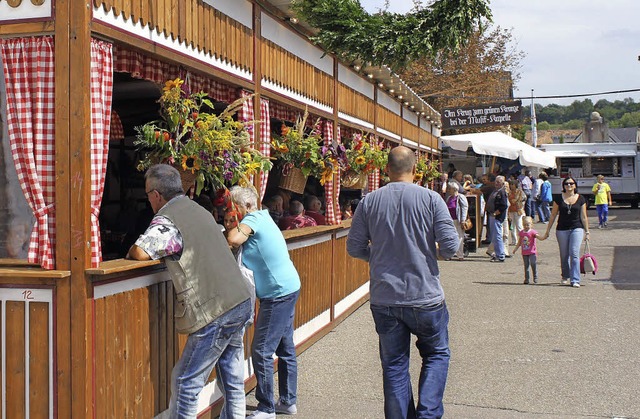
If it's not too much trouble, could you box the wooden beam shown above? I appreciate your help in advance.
[54,0,72,416]
[69,0,94,416]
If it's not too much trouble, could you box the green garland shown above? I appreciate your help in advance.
[291,0,492,71]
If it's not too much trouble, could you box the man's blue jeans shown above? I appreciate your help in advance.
[252,290,300,414]
[489,215,505,260]
[370,301,450,419]
[556,228,584,285]
[537,201,550,223]
[168,299,252,419]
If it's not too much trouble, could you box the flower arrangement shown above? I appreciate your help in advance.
[135,78,272,195]
[270,110,324,178]
[343,133,389,175]
[414,156,441,185]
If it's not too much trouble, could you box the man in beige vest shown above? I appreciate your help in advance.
[127,164,253,419]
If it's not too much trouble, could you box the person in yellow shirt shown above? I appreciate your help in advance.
[592,175,612,228]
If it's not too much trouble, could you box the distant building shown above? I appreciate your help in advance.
[525,129,581,145]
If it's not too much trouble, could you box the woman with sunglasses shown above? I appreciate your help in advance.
[542,176,590,287]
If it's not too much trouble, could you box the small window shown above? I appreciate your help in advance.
[0,66,35,260]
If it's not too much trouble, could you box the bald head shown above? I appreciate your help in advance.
[387,146,416,176]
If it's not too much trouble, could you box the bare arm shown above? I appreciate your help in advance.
[543,202,559,240]
[126,245,151,261]
[226,222,253,248]
[512,234,522,253]
[580,200,590,240]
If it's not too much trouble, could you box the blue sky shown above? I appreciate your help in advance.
[359,0,640,106]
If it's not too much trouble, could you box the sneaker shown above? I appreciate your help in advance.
[247,410,276,419]
[490,257,505,263]
[604,222,608,227]
[275,402,298,415]
[572,282,581,288]
[598,224,603,229]
[523,280,530,284]
[533,278,539,284]
[561,278,569,285]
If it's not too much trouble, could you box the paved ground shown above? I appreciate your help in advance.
[246,207,640,418]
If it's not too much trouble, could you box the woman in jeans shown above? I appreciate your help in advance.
[542,176,591,287]
[226,186,301,419]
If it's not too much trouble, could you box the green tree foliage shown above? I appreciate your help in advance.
[291,0,492,71]
[523,98,640,130]
[398,24,524,118]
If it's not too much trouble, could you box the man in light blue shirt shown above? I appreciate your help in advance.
[347,146,458,418]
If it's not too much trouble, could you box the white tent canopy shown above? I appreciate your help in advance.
[440,131,557,169]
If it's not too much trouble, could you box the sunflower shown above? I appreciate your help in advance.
[181,155,200,173]
[355,155,366,165]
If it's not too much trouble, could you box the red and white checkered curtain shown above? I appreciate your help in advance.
[322,120,340,225]
[89,39,114,268]
[112,45,236,103]
[368,135,381,192]
[237,92,271,202]
[1,36,56,268]
[258,98,271,201]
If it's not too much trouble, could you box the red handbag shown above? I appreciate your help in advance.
[580,240,598,275]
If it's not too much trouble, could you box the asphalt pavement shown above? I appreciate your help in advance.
[246,207,640,419]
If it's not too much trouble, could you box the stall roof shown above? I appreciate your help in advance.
[440,131,557,169]
[544,149,636,158]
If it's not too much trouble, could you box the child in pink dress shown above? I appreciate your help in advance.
[512,216,546,284]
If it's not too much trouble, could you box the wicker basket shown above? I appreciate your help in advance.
[279,166,307,194]
[177,167,198,193]
[341,170,367,189]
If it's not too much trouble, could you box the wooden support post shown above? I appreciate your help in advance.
[54,0,94,416]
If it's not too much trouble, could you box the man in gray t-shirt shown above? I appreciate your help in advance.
[347,146,458,418]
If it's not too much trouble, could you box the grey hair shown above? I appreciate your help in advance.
[289,200,304,216]
[495,175,506,185]
[447,181,459,192]
[229,185,259,211]
[145,164,184,200]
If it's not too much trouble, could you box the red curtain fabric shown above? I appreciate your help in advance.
[90,39,114,268]
[322,120,341,225]
[112,45,236,103]
[0,36,56,269]
[238,92,271,202]
[258,98,271,202]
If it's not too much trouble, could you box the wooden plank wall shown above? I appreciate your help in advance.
[376,107,402,135]
[333,236,369,302]
[260,40,334,107]
[1,300,50,419]
[289,240,333,325]
[93,0,253,72]
[403,121,420,144]
[93,281,177,418]
[338,83,375,123]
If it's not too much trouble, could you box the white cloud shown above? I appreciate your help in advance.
[359,0,640,105]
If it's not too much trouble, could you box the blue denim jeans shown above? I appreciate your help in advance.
[489,215,505,260]
[168,299,252,419]
[370,301,450,419]
[596,204,609,225]
[556,228,584,285]
[252,290,300,414]
[537,201,550,223]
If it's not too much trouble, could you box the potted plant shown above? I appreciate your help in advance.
[135,78,272,195]
[270,110,324,193]
[342,133,389,189]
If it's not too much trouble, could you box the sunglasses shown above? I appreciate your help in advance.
[564,182,576,186]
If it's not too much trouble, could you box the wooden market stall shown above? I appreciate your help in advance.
[0,1,442,417]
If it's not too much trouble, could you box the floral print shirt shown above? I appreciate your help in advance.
[134,215,183,260]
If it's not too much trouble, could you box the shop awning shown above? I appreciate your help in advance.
[440,131,557,168]
[543,149,636,158]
